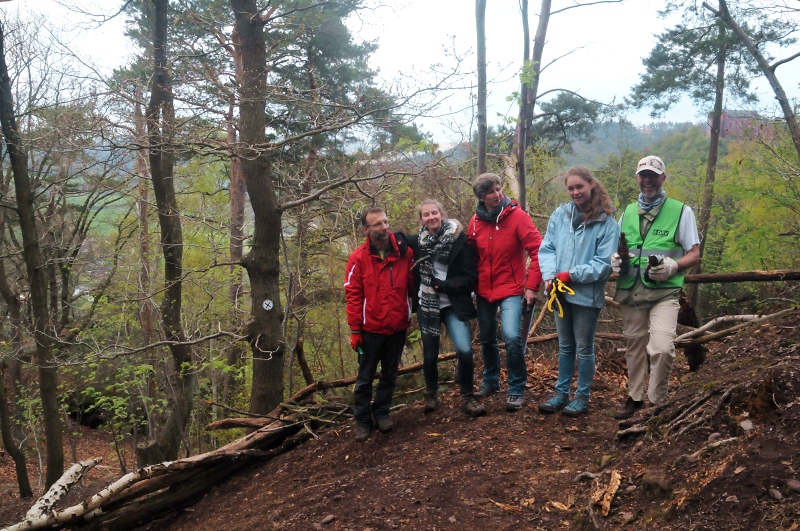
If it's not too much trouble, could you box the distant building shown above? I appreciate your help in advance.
[707,110,774,140]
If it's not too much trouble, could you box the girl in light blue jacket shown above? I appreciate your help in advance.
[537,166,620,417]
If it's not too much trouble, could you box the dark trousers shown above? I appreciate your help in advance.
[353,330,406,427]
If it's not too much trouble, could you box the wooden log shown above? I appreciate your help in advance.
[2,425,306,531]
[204,417,272,430]
[616,424,647,438]
[78,430,312,531]
[23,458,101,522]
[206,352,459,431]
[600,470,622,517]
[675,314,761,341]
[674,307,797,347]
[608,268,800,284]
[79,461,245,531]
[687,437,739,460]
[526,332,625,344]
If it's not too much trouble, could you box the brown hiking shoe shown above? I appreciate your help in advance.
[614,397,644,420]
[462,394,487,417]
[424,392,440,414]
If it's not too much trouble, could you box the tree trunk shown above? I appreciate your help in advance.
[687,32,726,314]
[224,25,247,405]
[138,0,195,465]
[708,0,800,161]
[516,0,531,211]
[528,0,551,132]
[230,0,286,416]
[0,216,24,408]
[475,0,487,176]
[224,97,246,405]
[134,86,157,438]
[514,0,551,206]
[0,362,32,498]
[0,22,63,488]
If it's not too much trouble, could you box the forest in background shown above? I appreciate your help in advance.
[0,0,798,505]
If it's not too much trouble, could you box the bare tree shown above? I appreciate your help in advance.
[0,19,63,488]
[136,0,195,465]
[704,0,800,161]
[476,0,487,177]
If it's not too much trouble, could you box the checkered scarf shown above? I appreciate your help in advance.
[417,219,457,337]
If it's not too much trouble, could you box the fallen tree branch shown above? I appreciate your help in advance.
[675,315,763,342]
[600,470,622,516]
[674,308,797,347]
[687,437,739,460]
[526,304,549,339]
[23,458,102,522]
[670,385,740,440]
[526,332,624,345]
[666,389,719,434]
[616,424,647,439]
[204,400,272,418]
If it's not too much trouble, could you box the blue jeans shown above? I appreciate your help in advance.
[554,302,601,400]
[476,295,526,395]
[421,306,474,395]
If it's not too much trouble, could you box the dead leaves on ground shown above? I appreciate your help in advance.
[489,498,521,512]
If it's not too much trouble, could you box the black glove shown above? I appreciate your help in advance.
[393,231,409,256]
[433,279,450,292]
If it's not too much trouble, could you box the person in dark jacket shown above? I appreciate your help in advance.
[345,206,414,442]
[406,199,486,418]
[467,173,543,412]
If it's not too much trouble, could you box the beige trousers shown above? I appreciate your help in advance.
[620,298,679,405]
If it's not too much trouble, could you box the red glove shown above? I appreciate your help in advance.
[555,271,571,284]
[350,332,363,351]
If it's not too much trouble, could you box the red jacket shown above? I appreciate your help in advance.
[344,232,414,334]
[468,200,543,302]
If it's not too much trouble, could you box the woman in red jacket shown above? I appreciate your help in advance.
[468,173,543,411]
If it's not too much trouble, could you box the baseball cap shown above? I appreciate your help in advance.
[636,155,665,175]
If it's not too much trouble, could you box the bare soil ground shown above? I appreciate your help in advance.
[0,424,135,525]
[1,313,798,530]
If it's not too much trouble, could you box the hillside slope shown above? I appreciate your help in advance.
[151,313,800,531]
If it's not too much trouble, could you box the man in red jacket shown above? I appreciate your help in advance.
[468,173,543,411]
[345,206,414,442]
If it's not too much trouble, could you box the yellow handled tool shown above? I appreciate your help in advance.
[546,278,575,318]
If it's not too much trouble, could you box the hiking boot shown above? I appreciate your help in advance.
[506,394,525,412]
[562,398,589,417]
[424,392,440,414]
[461,394,487,417]
[613,397,644,420]
[473,385,499,399]
[354,424,371,442]
[538,393,569,414]
[376,417,394,433]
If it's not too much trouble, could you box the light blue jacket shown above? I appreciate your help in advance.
[538,202,620,308]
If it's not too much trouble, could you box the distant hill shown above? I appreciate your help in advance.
[562,121,700,167]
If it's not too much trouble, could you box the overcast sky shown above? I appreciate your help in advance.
[13,0,800,143]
